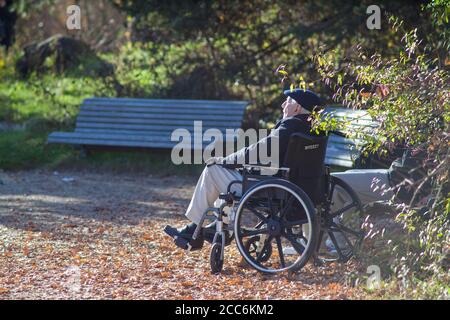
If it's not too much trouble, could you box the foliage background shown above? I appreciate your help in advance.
[0,0,448,298]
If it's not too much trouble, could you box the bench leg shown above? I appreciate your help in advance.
[78,145,92,158]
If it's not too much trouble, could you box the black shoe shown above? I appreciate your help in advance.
[163,223,204,251]
[164,222,197,238]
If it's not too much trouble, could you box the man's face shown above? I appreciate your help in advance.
[281,96,301,118]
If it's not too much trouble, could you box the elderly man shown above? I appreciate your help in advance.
[164,88,323,250]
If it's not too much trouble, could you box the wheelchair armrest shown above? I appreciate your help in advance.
[243,164,290,174]
[226,180,243,194]
[208,163,244,170]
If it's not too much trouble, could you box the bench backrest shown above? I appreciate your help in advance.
[323,106,378,168]
[75,97,249,149]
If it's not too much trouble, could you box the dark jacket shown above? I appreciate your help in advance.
[219,114,314,167]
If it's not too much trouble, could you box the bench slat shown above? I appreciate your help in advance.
[74,128,236,136]
[47,136,209,149]
[49,131,236,143]
[81,104,245,114]
[50,132,171,142]
[325,133,376,146]
[76,116,242,128]
[84,97,248,107]
[322,108,376,126]
[74,128,173,136]
[74,128,243,138]
[325,157,353,167]
[326,152,354,161]
[78,110,243,121]
[76,122,242,132]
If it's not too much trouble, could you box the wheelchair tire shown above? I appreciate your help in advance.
[234,179,318,274]
[210,243,224,274]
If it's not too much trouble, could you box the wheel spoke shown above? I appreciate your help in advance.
[327,231,349,260]
[241,227,268,237]
[332,222,364,238]
[279,195,295,219]
[254,220,265,229]
[316,230,324,252]
[246,204,269,223]
[276,236,286,268]
[283,218,309,227]
[330,202,359,217]
[267,191,277,216]
[284,233,306,254]
[256,235,273,262]
[329,180,336,201]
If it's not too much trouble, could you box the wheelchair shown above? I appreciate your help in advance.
[191,132,365,274]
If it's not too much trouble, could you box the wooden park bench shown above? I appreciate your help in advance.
[47,97,249,153]
[47,98,375,168]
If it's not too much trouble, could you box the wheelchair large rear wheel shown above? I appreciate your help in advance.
[234,179,318,274]
[316,175,364,262]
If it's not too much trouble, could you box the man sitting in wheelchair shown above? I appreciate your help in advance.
[164,84,432,273]
[164,88,324,252]
[164,87,431,274]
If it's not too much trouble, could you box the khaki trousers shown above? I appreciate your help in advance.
[185,165,242,224]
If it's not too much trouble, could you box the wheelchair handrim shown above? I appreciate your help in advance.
[234,181,316,274]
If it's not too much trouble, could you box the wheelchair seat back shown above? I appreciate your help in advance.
[283,132,329,205]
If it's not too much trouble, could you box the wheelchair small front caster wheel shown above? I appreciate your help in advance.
[210,243,223,274]
[244,236,272,263]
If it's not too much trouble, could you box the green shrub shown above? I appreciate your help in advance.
[311,10,449,298]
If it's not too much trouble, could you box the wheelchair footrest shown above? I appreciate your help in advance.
[174,236,190,250]
[173,235,203,252]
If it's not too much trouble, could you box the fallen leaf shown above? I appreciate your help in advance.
[0,288,9,294]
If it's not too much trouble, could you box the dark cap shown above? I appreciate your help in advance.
[283,88,322,112]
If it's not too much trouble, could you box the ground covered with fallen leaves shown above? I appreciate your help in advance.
[0,169,365,299]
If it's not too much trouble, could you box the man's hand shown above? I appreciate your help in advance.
[205,156,224,166]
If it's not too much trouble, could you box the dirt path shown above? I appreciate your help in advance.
[0,169,361,299]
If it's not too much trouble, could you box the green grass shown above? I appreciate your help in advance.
[0,75,106,125]
[56,148,204,176]
[0,130,204,175]
[0,130,74,170]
